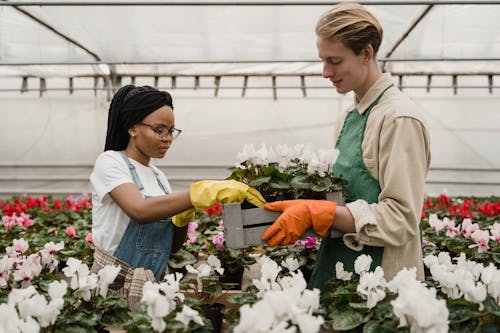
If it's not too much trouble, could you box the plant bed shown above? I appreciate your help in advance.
[223,191,345,248]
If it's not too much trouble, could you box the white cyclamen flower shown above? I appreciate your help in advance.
[481,263,500,304]
[354,254,373,275]
[206,254,225,275]
[391,281,448,333]
[386,267,418,293]
[174,305,204,329]
[335,261,353,281]
[252,256,281,297]
[97,264,121,297]
[357,266,386,308]
[0,303,22,333]
[281,256,300,272]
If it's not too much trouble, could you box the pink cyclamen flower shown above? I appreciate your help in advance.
[445,220,460,238]
[85,233,94,245]
[66,226,76,238]
[469,229,490,253]
[303,236,318,248]
[6,238,29,257]
[461,218,479,238]
[212,232,225,251]
[17,212,34,228]
[422,239,437,249]
[428,214,445,233]
[1,215,16,231]
[490,223,500,242]
[187,235,197,244]
[187,222,198,233]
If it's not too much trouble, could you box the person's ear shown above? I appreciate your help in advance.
[363,44,374,63]
[128,127,137,137]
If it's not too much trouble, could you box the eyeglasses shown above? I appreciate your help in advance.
[138,122,182,139]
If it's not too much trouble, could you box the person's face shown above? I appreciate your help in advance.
[317,37,370,97]
[130,105,177,160]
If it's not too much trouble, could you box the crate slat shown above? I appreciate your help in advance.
[223,191,345,248]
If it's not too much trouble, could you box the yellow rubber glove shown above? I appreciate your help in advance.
[172,208,195,227]
[262,200,337,247]
[189,180,266,210]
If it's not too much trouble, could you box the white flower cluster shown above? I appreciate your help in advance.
[0,280,66,332]
[185,254,225,279]
[424,252,500,308]
[387,267,449,333]
[337,254,449,333]
[0,254,121,333]
[236,143,339,177]
[141,273,203,332]
[234,256,324,333]
[62,257,120,301]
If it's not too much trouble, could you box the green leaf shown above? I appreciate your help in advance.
[168,249,197,268]
[332,308,364,331]
[290,175,312,189]
[449,318,480,333]
[348,301,369,310]
[249,176,272,186]
[447,300,480,323]
[480,322,500,333]
[492,253,500,265]
[311,178,332,192]
[269,178,291,189]
[483,295,500,316]
[363,320,400,333]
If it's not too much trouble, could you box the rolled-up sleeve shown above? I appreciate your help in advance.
[344,116,430,249]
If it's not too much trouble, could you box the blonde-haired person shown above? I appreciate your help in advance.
[262,3,430,293]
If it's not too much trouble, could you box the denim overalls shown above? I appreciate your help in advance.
[113,152,174,280]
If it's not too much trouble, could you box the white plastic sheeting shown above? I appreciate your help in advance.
[0,1,499,197]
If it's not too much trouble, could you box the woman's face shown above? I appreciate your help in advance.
[317,37,370,98]
[130,105,175,160]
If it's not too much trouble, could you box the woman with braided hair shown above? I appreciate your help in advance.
[90,85,265,308]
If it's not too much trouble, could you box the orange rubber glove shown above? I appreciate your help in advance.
[261,200,337,247]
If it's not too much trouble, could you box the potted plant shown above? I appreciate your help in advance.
[223,144,347,248]
[181,254,238,333]
[184,204,257,290]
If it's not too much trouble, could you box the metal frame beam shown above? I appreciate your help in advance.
[383,5,434,63]
[2,1,500,6]
[3,2,101,61]
[1,58,500,66]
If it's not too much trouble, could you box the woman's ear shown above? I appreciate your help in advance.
[128,127,137,137]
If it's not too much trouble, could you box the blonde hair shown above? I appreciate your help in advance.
[316,3,383,56]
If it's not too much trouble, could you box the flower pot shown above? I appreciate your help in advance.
[201,302,225,333]
[223,191,345,248]
[219,264,245,290]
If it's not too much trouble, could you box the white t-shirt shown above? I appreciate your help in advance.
[90,150,172,254]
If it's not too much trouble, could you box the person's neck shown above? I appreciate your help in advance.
[354,65,382,102]
[124,147,150,166]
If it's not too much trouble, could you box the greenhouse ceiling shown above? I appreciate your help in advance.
[1,0,500,94]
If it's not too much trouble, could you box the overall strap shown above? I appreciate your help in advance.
[151,167,170,194]
[119,151,145,191]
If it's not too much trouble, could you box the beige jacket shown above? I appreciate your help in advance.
[336,73,431,281]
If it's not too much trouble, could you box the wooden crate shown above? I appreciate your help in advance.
[223,192,345,248]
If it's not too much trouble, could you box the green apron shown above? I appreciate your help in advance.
[308,84,393,294]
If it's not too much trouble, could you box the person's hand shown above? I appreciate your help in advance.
[172,208,195,227]
[189,180,266,210]
[261,200,337,246]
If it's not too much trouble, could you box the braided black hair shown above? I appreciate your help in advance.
[104,85,174,151]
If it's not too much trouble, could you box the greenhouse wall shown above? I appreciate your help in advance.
[1,78,499,197]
